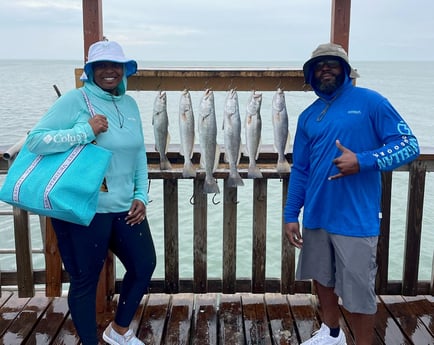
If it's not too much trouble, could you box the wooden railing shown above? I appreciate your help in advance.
[1,68,433,304]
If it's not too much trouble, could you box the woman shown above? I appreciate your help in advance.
[26,40,156,345]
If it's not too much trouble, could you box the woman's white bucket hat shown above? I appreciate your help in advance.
[83,40,137,79]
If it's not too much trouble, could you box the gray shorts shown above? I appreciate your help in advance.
[296,228,378,314]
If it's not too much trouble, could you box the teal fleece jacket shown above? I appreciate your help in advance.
[26,71,148,213]
[284,75,419,237]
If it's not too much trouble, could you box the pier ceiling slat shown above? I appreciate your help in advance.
[75,68,309,91]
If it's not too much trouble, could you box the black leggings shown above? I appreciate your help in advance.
[52,212,156,345]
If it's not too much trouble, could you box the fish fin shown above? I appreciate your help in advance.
[182,160,196,178]
[203,177,220,194]
[276,159,291,173]
[284,132,292,154]
[236,143,242,165]
[247,166,263,179]
[165,133,171,154]
[227,171,244,188]
[213,145,221,172]
[160,156,172,170]
[254,139,261,160]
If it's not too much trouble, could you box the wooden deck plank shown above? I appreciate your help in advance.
[138,293,171,345]
[192,293,218,345]
[0,292,12,308]
[164,293,194,345]
[51,314,81,345]
[340,298,382,345]
[218,294,244,345]
[2,293,52,344]
[381,295,434,345]
[375,296,413,344]
[0,291,430,344]
[25,296,70,345]
[0,293,30,337]
[264,293,298,345]
[241,294,272,345]
[287,294,319,343]
[402,295,434,336]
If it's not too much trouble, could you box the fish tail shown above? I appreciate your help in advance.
[227,171,244,188]
[203,178,220,194]
[160,156,172,170]
[182,160,196,178]
[247,164,263,179]
[276,159,291,173]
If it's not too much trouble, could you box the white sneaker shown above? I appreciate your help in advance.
[301,323,347,345]
[103,323,144,345]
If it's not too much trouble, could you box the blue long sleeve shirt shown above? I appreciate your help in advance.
[284,77,419,237]
[26,74,149,213]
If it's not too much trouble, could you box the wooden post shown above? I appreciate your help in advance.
[330,0,351,53]
[13,207,34,297]
[82,0,103,62]
[45,218,62,296]
[82,0,114,313]
[402,161,426,295]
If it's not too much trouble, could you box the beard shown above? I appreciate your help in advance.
[313,73,345,94]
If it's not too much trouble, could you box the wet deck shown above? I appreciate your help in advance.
[0,291,432,344]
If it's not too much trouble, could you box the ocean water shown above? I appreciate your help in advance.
[0,59,433,282]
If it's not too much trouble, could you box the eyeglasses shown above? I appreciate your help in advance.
[314,59,341,71]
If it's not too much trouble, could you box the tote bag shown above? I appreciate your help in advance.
[0,90,112,226]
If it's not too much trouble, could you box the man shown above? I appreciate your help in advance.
[284,43,419,345]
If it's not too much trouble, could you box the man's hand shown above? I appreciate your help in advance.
[285,222,303,249]
[328,140,360,180]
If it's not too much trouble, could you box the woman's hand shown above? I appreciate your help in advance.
[125,199,147,226]
[89,114,108,135]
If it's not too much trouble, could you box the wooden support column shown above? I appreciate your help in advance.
[82,0,113,313]
[330,0,351,53]
[82,0,103,62]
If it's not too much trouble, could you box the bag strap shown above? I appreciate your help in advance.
[80,89,96,118]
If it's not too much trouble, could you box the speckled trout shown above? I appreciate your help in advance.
[272,88,291,173]
[223,89,244,187]
[179,89,196,178]
[198,89,220,194]
[152,90,172,170]
[244,91,263,178]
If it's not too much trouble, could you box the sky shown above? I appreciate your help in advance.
[1,0,433,62]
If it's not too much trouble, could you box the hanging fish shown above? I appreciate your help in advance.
[223,89,244,187]
[152,90,172,170]
[198,89,220,194]
[179,89,196,178]
[244,91,263,178]
[272,88,291,173]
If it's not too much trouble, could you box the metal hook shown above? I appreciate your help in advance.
[212,193,220,205]
[189,194,195,205]
[232,196,239,204]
